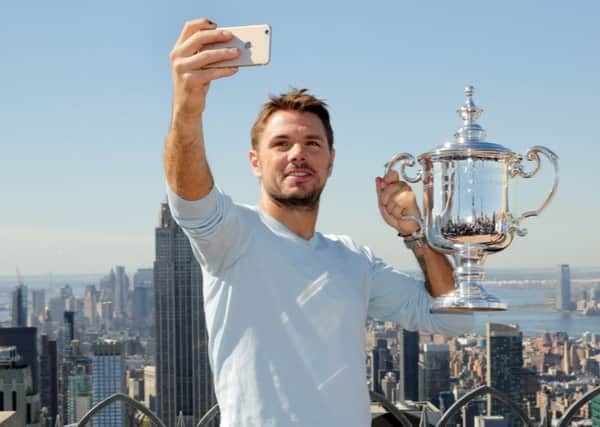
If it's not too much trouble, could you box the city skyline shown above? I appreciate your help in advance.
[1,1,599,274]
[0,251,597,424]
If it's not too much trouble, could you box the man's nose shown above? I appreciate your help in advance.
[288,142,306,161]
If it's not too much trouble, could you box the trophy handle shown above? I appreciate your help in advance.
[384,153,423,183]
[384,153,424,239]
[510,145,559,236]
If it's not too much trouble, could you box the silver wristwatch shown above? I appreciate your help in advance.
[403,236,426,251]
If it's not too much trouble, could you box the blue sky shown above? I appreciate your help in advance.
[1,1,598,275]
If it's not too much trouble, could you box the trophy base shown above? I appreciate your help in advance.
[430,282,508,313]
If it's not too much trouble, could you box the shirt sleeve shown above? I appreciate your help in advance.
[366,251,473,337]
[166,184,249,275]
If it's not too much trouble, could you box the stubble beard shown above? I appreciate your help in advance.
[268,185,324,211]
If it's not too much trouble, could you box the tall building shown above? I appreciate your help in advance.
[92,340,125,427]
[380,372,397,402]
[48,295,66,325]
[0,328,39,395]
[99,270,116,305]
[134,268,153,288]
[155,202,216,427]
[67,371,91,424]
[397,329,419,401]
[486,323,523,427]
[114,266,130,319]
[144,366,156,412]
[30,289,46,327]
[370,338,393,394]
[40,335,58,426]
[556,264,573,311]
[133,268,154,329]
[0,346,40,426]
[83,285,99,329]
[64,311,75,353]
[11,284,28,327]
[418,343,450,405]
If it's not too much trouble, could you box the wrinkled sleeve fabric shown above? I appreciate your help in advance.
[366,249,473,337]
[166,185,247,275]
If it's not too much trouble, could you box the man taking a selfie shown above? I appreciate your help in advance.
[164,18,472,427]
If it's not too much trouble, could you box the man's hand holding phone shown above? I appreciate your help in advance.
[169,18,241,120]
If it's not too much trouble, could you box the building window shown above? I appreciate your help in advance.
[0,391,3,411]
[12,391,16,411]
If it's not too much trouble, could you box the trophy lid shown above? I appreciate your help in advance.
[419,86,516,161]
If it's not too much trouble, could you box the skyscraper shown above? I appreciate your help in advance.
[83,285,99,329]
[64,311,75,354]
[114,266,130,319]
[0,328,39,395]
[40,334,58,426]
[397,329,419,401]
[486,323,523,427]
[67,369,91,424]
[418,343,450,405]
[0,346,40,426]
[30,289,46,327]
[92,340,125,427]
[556,264,573,311]
[154,202,216,427]
[370,338,393,394]
[99,269,116,306]
[11,283,28,327]
[133,268,154,330]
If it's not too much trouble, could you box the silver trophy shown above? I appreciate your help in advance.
[385,86,559,312]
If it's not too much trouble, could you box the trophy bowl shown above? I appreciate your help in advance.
[386,86,559,313]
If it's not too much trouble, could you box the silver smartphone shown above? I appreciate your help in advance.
[204,24,271,68]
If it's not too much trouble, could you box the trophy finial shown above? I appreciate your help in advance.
[455,85,486,142]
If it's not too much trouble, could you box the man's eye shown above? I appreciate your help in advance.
[308,141,320,146]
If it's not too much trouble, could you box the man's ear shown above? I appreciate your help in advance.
[249,150,261,178]
[327,147,336,177]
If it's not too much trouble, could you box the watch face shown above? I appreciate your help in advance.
[404,238,425,250]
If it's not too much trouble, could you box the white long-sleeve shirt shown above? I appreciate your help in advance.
[167,185,472,427]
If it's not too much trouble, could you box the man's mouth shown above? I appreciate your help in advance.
[284,165,315,179]
[286,170,312,178]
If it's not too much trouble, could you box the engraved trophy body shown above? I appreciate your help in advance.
[386,86,559,312]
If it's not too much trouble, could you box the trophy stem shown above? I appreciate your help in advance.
[430,250,508,313]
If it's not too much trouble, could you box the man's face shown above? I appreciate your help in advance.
[249,110,335,210]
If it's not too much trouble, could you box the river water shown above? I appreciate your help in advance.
[473,286,599,337]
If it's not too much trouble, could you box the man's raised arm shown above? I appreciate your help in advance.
[164,18,240,201]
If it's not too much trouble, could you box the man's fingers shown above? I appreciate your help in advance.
[387,204,404,219]
[176,29,234,58]
[379,181,411,205]
[383,169,400,184]
[379,184,397,206]
[173,47,240,74]
[176,18,216,45]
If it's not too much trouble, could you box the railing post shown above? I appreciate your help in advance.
[557,385,600,427]
[76,393,166,427]
[436,385,533,427]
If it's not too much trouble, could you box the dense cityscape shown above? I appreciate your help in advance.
[0,202,599,426]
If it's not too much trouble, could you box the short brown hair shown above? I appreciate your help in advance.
[251,88,334,150]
